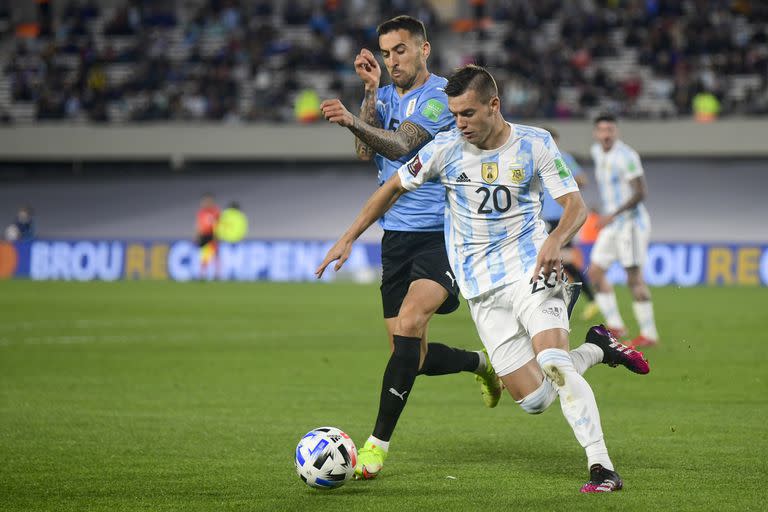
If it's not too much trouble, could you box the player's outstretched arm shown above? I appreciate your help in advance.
[531,191,587,283]
[315,175,407,278]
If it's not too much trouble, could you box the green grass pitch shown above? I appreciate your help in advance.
[1,281,766,511]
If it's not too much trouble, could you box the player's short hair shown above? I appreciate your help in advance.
[594,113,617,125]
[444,65,498,103]
[377,15,427,41]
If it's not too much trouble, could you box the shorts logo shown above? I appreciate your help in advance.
[541,306,562,318]
[481,162,498,184]
[510,167,525,184]
[407,155,423,177]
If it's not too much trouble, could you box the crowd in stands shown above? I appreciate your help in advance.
[1,0,766,124]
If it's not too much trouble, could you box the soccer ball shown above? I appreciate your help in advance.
[295,427,357,489]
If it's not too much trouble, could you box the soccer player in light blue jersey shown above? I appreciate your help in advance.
[320,16,502,480]
[318,65,651,492]
[540,127,599,321]
[588,114,660,347]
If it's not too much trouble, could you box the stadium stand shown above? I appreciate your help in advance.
[0,0,766,124]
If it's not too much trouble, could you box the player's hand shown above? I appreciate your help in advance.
[354,49,381,89]
[315,237,354,279]
[531,236,563,284]
[320,99,355,127]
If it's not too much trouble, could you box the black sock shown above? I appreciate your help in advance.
[372,335,420,442]
[418,343,479,376]
[564,263,595,301]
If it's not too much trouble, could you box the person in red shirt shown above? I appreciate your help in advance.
[196,193,220,278]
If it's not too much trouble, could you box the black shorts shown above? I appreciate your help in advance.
[380,230,460,319]
[544,219,574,248]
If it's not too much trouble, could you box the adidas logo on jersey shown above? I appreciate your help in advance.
[456,173,471,183]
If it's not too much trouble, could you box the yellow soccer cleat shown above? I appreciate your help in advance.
[580,301,601,321]
[354,440,388,480]
[475,349,502,408]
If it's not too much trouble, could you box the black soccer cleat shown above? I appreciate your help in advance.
[585,324,650,375]
[580,464,624,493]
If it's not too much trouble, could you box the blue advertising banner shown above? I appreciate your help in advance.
[1,240,766,286]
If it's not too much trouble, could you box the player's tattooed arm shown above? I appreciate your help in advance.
[354,88,382,160]
[350,120,431,161]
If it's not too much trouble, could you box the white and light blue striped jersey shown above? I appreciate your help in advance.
[590,140,650,229]
[373,74,455,232]
[398,123,580,299]
[541,151,582,221]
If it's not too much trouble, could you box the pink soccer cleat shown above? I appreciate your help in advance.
[585,325,650,375]
[580,464,623,493]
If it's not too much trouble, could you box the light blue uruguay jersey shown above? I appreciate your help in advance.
[541,151,582,221]
[374,73,455,231]
[398,123,580,299]
[590,140,650,230]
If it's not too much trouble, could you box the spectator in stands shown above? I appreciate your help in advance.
[692,88,721,123]
[2,0,767,122]
[215,202,248,243]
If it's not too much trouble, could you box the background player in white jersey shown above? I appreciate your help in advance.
[540,127,600,321]
[319,16,502,479]
[317,65,650,492]
[588,114,660,347]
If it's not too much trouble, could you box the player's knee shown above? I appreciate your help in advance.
[396,307,429,337]
[392,336,420,367]
[517,380,558,414]
[627,274,650,300]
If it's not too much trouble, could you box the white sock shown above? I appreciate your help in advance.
[474,350,487,373]
[633,301,659,340]
[595,292,625,329]
[536,348,614,470]
[569,343,603,375]
[367,435,389,452]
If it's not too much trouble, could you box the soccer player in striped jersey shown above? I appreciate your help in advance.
[317,65,650,492]
[319,16,502,480]
[588,114,660,347]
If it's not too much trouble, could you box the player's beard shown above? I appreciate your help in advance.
[393,63,423,91]
[393,72,416,91]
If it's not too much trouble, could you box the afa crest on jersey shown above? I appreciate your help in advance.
[509,164,526,184]
[481,162,498,183]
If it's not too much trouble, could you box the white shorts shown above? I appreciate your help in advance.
[590,221,650,269]
[467,278,571,377]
